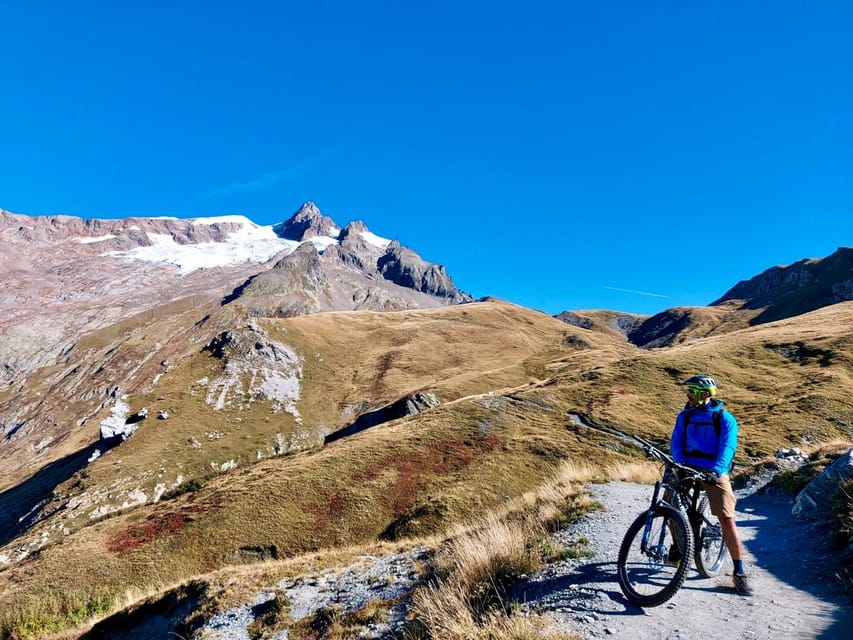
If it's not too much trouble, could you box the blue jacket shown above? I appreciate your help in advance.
[670,399,738,476]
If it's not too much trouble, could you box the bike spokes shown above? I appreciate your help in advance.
[618,506,693,607]
[693,495,728,577]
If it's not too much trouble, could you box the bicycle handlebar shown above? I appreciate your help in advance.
[630,435,715,483]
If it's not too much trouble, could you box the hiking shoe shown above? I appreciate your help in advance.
[733,572,754,596]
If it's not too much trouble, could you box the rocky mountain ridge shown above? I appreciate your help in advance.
[0,202,470,386]
[594,247,853,349]
[713,246,853,322]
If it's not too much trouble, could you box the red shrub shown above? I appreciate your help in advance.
[107,512,191,553]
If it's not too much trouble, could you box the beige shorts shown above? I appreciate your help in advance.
[702,473,736,519]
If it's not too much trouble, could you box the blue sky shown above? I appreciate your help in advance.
[2,1,850,316]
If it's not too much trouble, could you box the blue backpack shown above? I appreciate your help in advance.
[682,402,734,471]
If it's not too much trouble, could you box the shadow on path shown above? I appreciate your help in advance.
[513,479,852,640]
[514,559,737,619]
[735,489,853,639]
[513,560,641,617]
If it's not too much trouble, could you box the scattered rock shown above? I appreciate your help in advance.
[202,547,429,639]
[775,448,808,462]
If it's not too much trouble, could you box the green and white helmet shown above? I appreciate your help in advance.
[682,375,718,396]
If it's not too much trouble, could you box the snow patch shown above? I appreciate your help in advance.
[103,216,344,275]
[99,397,134,440]
[360,229,391,249]
[310,234,341,252]
[76,234,117,244]
[107,231,297,275]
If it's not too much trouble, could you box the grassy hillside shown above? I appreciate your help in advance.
[1,299,851,637]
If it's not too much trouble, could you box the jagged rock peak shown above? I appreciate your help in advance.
[339,220,368,239]
[274,202,341,241]
[377,242,472,303]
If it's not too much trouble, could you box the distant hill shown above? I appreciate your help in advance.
[608,247,853,348]
[712,247,853,323]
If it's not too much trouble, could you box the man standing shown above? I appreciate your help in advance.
[670,374,753,596]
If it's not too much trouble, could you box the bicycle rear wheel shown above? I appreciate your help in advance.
[617,505,693,607]
[692,495,728,577]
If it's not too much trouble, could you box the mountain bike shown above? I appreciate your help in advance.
[616,435,729,607]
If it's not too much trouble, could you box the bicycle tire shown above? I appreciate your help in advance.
[692,495,728,577]
[617,505,693,607]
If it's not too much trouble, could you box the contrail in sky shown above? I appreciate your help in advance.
[604,286,670,298]
[202,157,322,199]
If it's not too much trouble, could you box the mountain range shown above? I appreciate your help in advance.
[0,202,851,638]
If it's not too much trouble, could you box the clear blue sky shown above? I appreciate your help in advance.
[2,1,850,316]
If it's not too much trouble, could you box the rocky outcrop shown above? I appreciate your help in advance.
[792,448,853,521]
[325,391,441,444]
[224,207,471,315]
[0,208,247,247]
[713,247,853,323]
[378,241,471,303]
[326,220,385,272]
[555,311,593,330]
[200,324,304,417]
[228,243,330,317]
[627,309,694,348]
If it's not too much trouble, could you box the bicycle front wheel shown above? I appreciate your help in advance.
[617,505,693,607]
[692,495,728,577]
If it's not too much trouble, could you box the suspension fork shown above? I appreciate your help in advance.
[640,480,663,553]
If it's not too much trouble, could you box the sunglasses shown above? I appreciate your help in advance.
[686,388,706,395]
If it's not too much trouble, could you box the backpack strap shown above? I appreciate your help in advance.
[684,401,723,437]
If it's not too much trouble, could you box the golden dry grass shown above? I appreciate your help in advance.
[405,461,591,640]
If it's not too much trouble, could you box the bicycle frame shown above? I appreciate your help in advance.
[619,434,729,607]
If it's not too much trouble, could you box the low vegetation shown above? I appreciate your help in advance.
[287,599,396,640]
[402,461,600,640]
[0,588,117,640]
[246,593,291,639]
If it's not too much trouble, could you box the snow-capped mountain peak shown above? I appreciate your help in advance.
[101,204,392,275]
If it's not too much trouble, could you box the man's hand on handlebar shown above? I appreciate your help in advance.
[699,471,719,484]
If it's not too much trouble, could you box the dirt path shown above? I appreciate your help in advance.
[513,481,853,640]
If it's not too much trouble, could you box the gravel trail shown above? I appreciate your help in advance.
[513,481,853,640]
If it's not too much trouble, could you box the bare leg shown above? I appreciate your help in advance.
[719,516,745,562]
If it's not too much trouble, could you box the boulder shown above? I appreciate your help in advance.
[792,448,853,520]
